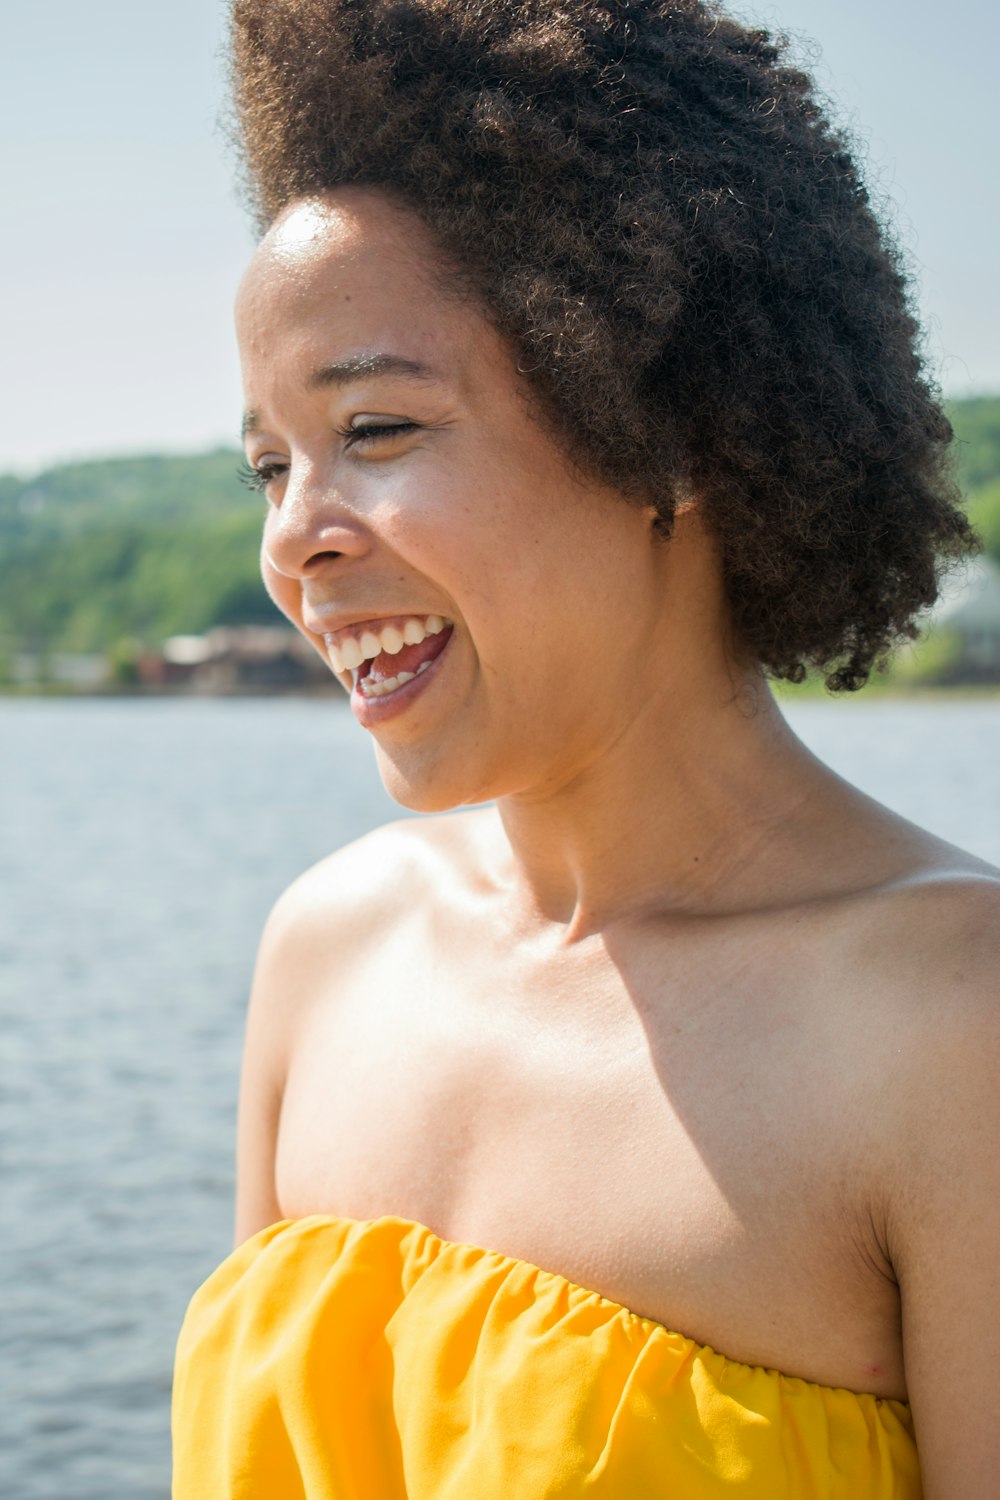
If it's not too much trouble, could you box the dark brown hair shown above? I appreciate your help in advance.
[230,0,974,689]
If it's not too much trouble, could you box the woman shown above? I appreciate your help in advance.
[173,1,999,1494]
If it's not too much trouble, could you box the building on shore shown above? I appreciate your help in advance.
[927,557,1000,683]
[137,625,338,694]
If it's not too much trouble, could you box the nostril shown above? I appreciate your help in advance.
[305,550,343,567]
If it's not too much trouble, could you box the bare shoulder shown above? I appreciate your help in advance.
[247,807,495,1041]
[858,844,1000,1146]
[274,814,447,914]
[264,808,487,940]
[833,840,1000,1100]
[872,868,1000,1189]
[846,843,1000,1024]
[234,808,491,1242]
[846,859,1000,1490]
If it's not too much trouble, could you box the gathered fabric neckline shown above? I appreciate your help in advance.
[174,1207,922,1498]
[258,1210,909,1411]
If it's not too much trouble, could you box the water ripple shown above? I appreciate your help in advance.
[1,695,996,1497]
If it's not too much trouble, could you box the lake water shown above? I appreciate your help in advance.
[1,695,997,1499]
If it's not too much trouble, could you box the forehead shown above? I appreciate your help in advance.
[236,190,464,361]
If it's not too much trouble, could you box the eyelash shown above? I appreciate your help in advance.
[238,422,419,493]
[340,420,419,446]
[238,460,285,493]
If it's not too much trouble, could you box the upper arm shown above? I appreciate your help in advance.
[233,855,353,1245]
[232,819,427,1246]
[234,885,302,1245]
[883,886,1000,1496]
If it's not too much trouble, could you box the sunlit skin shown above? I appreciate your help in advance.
[234,189,1000,1491]
[240,195,760,837]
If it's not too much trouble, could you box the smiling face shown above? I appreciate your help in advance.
[236,188,694,811]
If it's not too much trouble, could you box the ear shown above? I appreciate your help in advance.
[644,491,700,542]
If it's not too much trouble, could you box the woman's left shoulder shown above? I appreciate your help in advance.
[834,829,1000,1036]
[848,851,1000,1211]
[854,862,1000,1492]
[872,858,1000,1015]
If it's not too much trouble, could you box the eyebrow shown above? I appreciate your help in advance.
[308,351,440,390]
[242,352,441,438]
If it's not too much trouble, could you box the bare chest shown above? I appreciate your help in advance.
[275,918,905,1397]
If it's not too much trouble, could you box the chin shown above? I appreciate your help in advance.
[373,745,493,815]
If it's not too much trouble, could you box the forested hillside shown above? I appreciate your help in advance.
[1,398,998,658]
[0,451,265,654]
[948,396,1000,559]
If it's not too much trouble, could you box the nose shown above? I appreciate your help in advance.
[261,462,371,582]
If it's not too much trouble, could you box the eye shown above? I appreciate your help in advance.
[238,459,287,493]
[340,419,419,449]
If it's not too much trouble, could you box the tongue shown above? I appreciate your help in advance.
[363,626,452,684]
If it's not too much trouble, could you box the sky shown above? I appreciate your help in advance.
[2,0,996,476]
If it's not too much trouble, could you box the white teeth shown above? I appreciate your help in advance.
[416,660,431,675]
[340,637,364,671]
[358,669,417,699]
[332,614,453,684]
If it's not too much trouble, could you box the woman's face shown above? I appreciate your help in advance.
[236,188,673,811]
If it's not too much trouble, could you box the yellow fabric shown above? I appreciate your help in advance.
[172,1214,921,1498]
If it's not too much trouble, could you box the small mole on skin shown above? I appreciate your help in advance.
[865,1363,881,1377]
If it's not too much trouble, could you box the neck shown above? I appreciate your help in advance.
[492,518,823,938]
[496,676,814,938]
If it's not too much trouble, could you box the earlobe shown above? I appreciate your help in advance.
[670,497,708,541]
[647,497,711,552]
[645,492,700,542]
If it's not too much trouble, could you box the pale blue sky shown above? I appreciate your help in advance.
[2,0,996,475]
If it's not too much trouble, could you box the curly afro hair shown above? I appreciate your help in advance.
[230,0,975,690]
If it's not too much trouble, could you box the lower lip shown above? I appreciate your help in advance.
[348,628,454,728]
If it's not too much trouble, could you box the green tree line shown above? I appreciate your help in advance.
[946,396,1000,559]
[0,451,268,656]
[1,399,999,659]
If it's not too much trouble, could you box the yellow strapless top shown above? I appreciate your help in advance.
[172,1214,921,1498]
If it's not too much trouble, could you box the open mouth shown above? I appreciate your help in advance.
[324,615,454,700]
